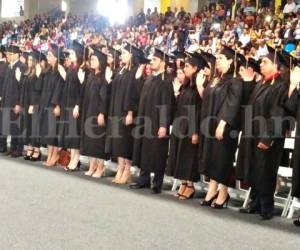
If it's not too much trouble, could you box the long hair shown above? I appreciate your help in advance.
[25,57,37,78]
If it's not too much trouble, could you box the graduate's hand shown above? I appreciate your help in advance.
[14,105,21,115]
[36,64,42,77]
[215,121,226,141]
[191,134,199,144]
[28,105,34,115]
[135,64,145,79]
[58,64,66,80]
[73,105,79,119]
[239,66,255,82]
[15,67,21,82]
[158,127,167,139]
[105,66,113,83]
[196,70,206,88]
[257,142,270,150]
[78,68,85,84]
[125,112,133,126]
[97,113,105,127]
[53,105,60,117]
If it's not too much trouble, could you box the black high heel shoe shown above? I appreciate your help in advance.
[179,185,195,200]
[24,150,34,160]
[64,161,81,172]
[293,217,300,227]
[175,182,187,197]
[211,194,230,209]
[200,192,219,206]
[30,151,41,162]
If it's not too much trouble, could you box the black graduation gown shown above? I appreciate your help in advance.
[39,68,64,146]
[1,61,26,137]
[166,83,201,182]
[236,76,290,208]
[80,72,108,159]
[58,67,81,149]
[281,88,300,198]
[0,61,8,139]
[19,74,39,146]
[199,73,243,185]
[105,67,140,160]
[132,73,174,174]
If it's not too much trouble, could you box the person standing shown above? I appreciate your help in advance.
[0,45,26,157]
[167,53,205,200]
[237,47,291,220]
[105,43,144,184]
[39,44,64,167]
[58,41,84,171]
[130,48,174,194]
[199,46,243,208]
[79,48,108,178]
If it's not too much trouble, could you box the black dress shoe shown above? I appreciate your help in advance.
[129,182,150,189]
[30,153,42,162]
[239,206,260,214]
[152,186,162,194]
[293,218,300,227]
[260,212,273,220]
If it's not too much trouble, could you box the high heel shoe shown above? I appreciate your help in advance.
[64,161,81,172]
[211,194,230,209]
[30,152,41,162]
[174,182,187,197]
[179,185,195,200]
[24,150,34,160]
[92,166,106,178]
[293,217,300,227]
[200,192,219,206]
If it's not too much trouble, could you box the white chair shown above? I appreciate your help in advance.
[287,197,300,219]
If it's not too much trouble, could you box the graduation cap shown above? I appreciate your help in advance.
[265,45,287,67]
[72,40,85,57]
[200,50,216,68]
[152,48,170,62]
[137,52,150,65]
[220,45,238,77]
[92,48,107,64]
[30,49,47,62]
[21,51,29,60]
[237,53,261,74]
[123,42,144,60]
[281,49,300,69]
[172,50,186,60]
[7,45,21,54]
[185,51,209,70]
[283,39,298,53]
[49,43,62,59]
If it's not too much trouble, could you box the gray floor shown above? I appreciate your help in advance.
[0,157,299,250]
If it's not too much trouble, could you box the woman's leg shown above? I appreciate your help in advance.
[48,146,60,166]
[112,157,125,183]
[92,159,105,178]
[179,181,195,200]
[118,159,132,184]
[174,180,187,197]
[204,179,219,201]
[214,183,229,205]
[85,157,97,176]
[43,145,53,165]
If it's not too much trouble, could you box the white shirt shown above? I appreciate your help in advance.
[283,2,296,14]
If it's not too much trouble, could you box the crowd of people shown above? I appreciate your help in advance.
[1,1,300,227]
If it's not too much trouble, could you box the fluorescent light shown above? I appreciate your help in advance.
[61,0,67,12]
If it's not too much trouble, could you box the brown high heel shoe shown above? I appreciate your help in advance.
[174,182,187,197]
[179,185,195,200]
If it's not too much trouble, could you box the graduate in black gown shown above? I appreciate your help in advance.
[166,53,204,200]
[130,48,174,194]
[105,43,145,184]
[0,45,27,157]
[57,41,84,171]
[236,47,291,220]
[0,46,8,152]
[199,46,243,208]
[20,50,41,161]
[39,44,64,167]
[79,48,108,178]
[285,65,300,226]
